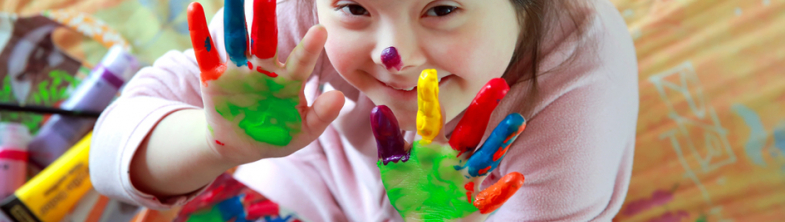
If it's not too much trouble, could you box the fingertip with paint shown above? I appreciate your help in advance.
[474,172,525,214]
[371,105,409,165]
[251,0,277,59]
[188,2,223,83]
[465,113,525,177]
[416,69,441,144]
[449,78,510,153]
[224,0,249,65]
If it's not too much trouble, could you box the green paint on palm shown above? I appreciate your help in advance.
[378,140,477,221]
[185,206,223,222]
[212,69,302,146]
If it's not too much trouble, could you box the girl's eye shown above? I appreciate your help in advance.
[338,4,369,16]
[425,6,457,17]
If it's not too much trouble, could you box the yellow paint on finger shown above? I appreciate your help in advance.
[417,69,441,144]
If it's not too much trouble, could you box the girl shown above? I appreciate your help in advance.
[89,0,638,221]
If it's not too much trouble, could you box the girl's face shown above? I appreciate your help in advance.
[316,0,520,131]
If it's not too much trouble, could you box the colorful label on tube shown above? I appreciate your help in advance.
[0,123,31,200]
[1,134,93,222]
[28,45,138,168]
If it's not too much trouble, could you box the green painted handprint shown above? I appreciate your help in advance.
[187,0,343,163]
[371,70,526,221]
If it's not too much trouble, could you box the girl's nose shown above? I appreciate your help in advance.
[372,24,425,73]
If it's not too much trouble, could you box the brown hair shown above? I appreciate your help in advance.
[501,0,594,118]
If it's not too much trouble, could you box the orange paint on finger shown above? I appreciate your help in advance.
[200,66,226,86]
[474,172,525,214]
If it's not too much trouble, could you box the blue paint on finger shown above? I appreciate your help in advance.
[458,113,525,177]
[224,0,248,66]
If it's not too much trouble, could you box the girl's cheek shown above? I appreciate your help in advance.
[324,36,356,75]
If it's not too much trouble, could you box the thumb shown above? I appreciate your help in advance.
[302,90,345,139]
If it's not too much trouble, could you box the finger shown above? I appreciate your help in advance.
[474,172,525,214]
[250,0,277,59]
[371,105,410,165]
[302,90,345,142]
[285,25,328,81]
[416,69,441,144]
[464,113,525,177]
[449,78,509,155]
[224,0,249,66]
[187,2,223,83]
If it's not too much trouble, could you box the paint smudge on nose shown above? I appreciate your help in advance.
[381,47,402,71]
[731,104,768,166]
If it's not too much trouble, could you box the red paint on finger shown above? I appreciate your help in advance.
[257,67,278,77]
[188,2,224,85]
[478,166,491,175]
[449,78,509,153]
[247,61,254,70]
[474,172,525,214]
[251,0,277,59]
[215,140,225,146]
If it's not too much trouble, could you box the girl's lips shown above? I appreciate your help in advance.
[376,75,454,100]
[378,75,453,92]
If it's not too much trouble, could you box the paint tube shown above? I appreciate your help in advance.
[61,189,139,222]
[0,123,32,200]
[0,133,93,222]
[28,45,138,169]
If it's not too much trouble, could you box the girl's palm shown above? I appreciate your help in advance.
[188,0,343,164]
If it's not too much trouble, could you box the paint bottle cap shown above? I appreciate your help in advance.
[98,45,140,82]
[0,122,31,150]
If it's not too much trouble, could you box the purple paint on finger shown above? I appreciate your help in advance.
[381,47,402,71]
[370,105,408,165]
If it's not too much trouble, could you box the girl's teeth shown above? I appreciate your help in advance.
[392,86,415,91]
[388,75,447,91]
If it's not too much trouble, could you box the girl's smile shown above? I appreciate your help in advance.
[316,0,520,130]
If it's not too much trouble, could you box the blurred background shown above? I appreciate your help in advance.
[0,0,783,221]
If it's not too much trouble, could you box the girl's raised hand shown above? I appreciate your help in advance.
[188,0,343,165]
[371,70,526,221]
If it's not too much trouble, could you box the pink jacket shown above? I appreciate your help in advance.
[89,0,638,221]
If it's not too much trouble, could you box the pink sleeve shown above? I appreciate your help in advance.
[89,0,324,209]
[486,0,639,220]
[89,48,206,209]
